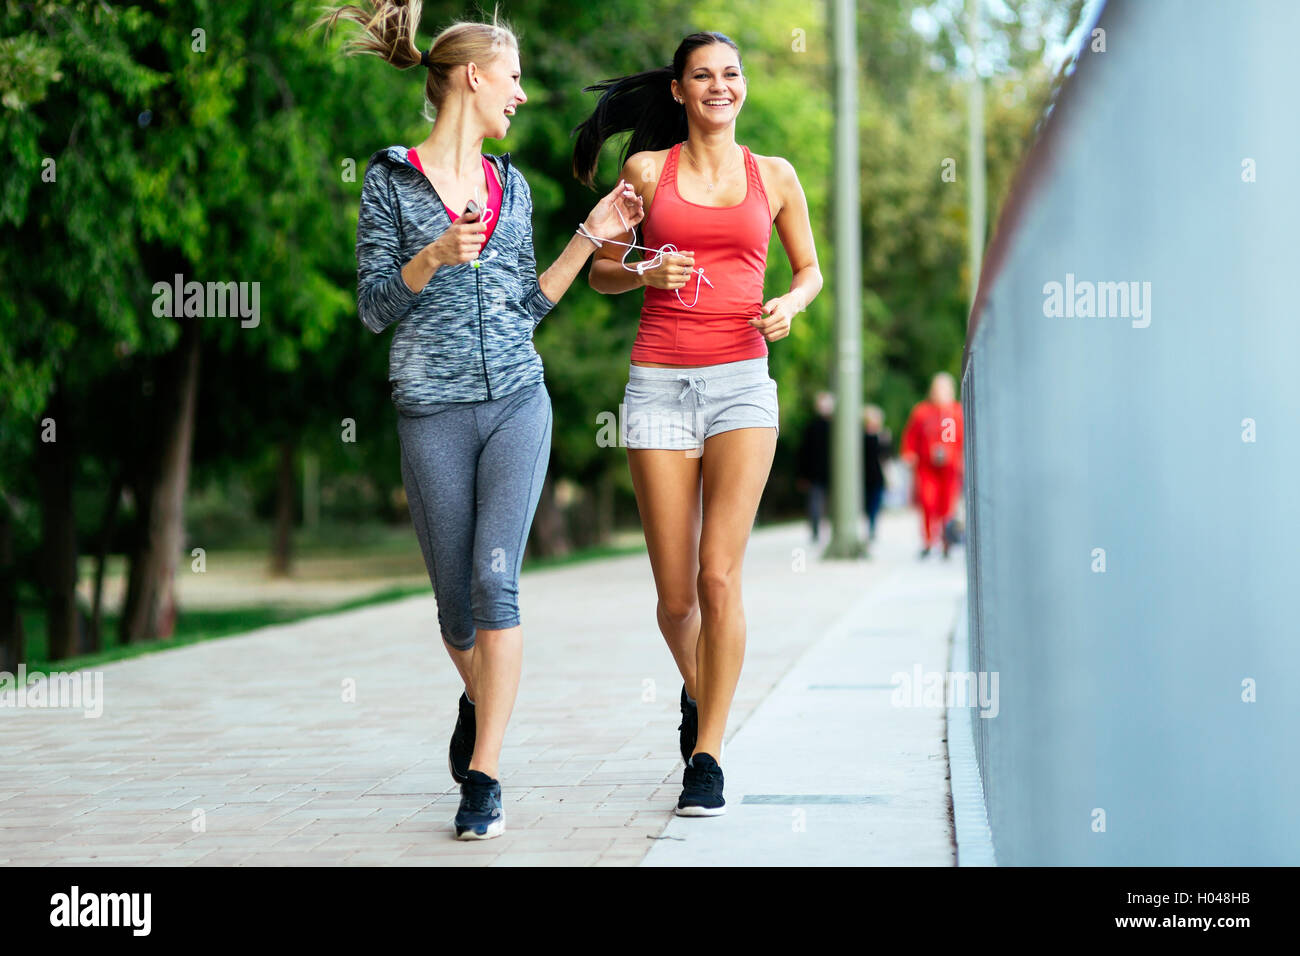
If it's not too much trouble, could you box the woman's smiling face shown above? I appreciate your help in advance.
[672,43,745,128]
[472,43,526,140]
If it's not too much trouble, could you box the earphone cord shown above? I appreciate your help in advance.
[576,204,713,309]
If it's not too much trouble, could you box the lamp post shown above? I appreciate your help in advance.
[826,0,865,560]
[968,0,986,308]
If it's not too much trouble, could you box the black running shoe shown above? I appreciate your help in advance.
[448,692,476,785]
[676,752,726,816]
[677,685,698,766]
[454,770,504,840]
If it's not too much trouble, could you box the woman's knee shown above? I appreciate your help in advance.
[441,626,476,652]
[472,575,522,633]
[697,564,740,614]
[658,594,699,626]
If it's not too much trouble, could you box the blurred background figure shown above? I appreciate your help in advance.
[861,404,890,543]
[901,372,964,558]
[795,391,834,543]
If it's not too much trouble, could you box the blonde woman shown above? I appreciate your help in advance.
[317,1,642,839]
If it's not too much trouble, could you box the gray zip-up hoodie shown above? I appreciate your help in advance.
[356,146,557,408]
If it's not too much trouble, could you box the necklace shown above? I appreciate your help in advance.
[681,143,740,192]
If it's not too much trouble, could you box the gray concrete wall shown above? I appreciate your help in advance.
[962,0,1300,865]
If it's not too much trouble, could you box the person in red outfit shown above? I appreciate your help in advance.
[901,372,964,558]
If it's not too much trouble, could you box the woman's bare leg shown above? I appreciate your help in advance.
[693,426,777,760]
[627,448,703,697]
[445,644,474,700]
[465,625,522,779]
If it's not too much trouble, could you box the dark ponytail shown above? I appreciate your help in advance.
[572,31,741,188]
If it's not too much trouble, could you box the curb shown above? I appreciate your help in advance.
[946,595,997,866]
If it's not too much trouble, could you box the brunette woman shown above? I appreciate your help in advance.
[573,31,822,815]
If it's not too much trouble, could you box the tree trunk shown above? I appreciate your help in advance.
[36,388,86,661]
[120,318,200,643]
[88,472,124,653]
[595,471,614,546]
[0,497,23,673]
[269,438,295,577]
[528,474,570,560]
[570,487,595,550]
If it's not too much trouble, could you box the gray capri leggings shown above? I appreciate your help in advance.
[396,380,552,650]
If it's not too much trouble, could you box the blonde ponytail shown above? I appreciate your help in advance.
[313,1,518,116]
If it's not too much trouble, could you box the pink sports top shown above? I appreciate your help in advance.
[632,142,774,365]
[407,148,501,246]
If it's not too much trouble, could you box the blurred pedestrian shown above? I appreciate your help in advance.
[862,403,890,541]
[901,372,964,558]
[796,391,834,543]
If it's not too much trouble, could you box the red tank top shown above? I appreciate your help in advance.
[407,148,501,246]
[632,142,774,365]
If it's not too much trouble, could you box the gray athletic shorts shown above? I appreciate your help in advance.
[621,356,780,452]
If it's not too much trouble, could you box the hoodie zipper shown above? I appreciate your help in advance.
[478,154,511,401]
[398,149,511,402]
[475,261,490,399]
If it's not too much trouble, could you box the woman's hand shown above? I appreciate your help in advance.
[640,251,695,290]
[581,179,644,242]
[750,293,800,341]
[429,211,488,267]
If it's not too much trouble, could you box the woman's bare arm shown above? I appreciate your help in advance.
[588,151,693,294]
[751,156,822,341]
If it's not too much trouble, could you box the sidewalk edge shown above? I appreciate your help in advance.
[946,595,998,866]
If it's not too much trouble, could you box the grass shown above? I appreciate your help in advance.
[18,585,430,678]
[15,533,648,679]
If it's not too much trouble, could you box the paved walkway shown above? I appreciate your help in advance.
[0,511,964,866]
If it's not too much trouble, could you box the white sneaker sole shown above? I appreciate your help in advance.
[455,812,505,840]
[675,804,726,817]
